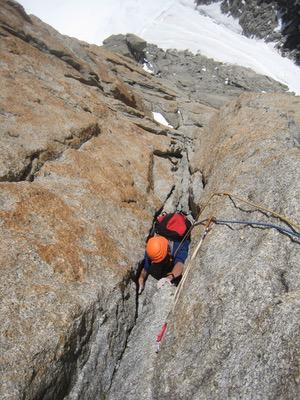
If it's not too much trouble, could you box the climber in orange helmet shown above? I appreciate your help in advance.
[138,212,192,294]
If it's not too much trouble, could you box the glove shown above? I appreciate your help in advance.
[157,276,173,289]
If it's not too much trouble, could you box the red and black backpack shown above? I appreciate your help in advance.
[154,212,192,241]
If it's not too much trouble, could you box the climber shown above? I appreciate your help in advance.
[138,212,192,294]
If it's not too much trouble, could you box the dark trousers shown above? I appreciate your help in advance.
[147,258,182,285]
[135,258,182,286]
[147,258,173,280]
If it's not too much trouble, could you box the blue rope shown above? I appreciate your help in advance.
[215,219,300,239]
[195,219,300,239]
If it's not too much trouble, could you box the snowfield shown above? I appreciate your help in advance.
[21,0,300,94]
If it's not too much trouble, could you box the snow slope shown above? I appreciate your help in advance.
[21,0,300,94]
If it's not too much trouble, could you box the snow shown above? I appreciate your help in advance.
[143,62,154,74]
[195,2,243,34]
[20,0,300,94]
[153,112,174,128]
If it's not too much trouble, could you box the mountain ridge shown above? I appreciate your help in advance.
[195,0,300,65]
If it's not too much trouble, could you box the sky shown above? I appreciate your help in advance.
[20,0,300,94]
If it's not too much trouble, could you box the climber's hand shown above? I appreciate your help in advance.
[138,277,145,295]
[157,276,173,289]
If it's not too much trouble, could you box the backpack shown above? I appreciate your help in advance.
[155,212,192,241]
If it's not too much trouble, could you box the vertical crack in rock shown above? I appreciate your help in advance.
[63,276,137,400]
[107,128,202,400]
[163,150,193,214]
[108,282,177,400]
[188,168,206,218]
[279,270,289,293]
[16,279,137,400]
[147,152,155,193]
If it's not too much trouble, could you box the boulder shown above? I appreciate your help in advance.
[102,34,133,58]
[126,33,147,62]
[102,33,147,62]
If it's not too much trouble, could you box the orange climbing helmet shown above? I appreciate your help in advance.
[146,235,169,263]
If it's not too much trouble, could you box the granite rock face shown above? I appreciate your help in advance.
[108,279,177,400]
[106,92,300,400]
[154,93,300,400]
[1,1,299,400]
[0,1,186,398]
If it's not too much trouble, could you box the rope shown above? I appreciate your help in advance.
[161,191,299,261]
[173,218,214,310]
[172,192,300,308]
[214,219,300,239]
[172,213,299,314]
[153,192,299,351]
[155,219,214,352]
[198,192,300,231]
[195,219,300,239]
